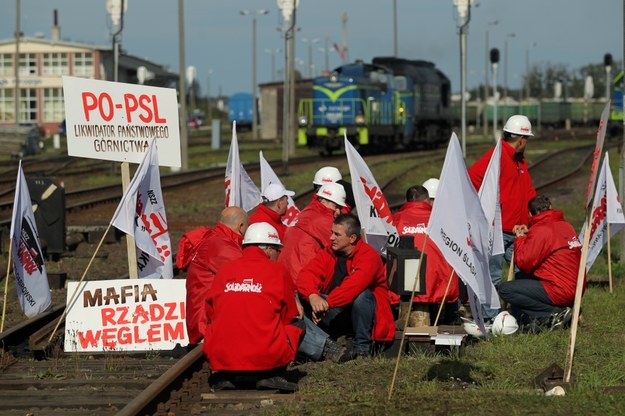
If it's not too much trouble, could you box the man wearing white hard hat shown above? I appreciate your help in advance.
[249,183,295,241]
[468,114,537,321]
[279,182,347,283]
[311,166,355,213]
[422,178,439,200]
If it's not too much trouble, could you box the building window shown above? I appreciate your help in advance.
[19,53,37,76]
[19,88,37,122]
[43,88,64,122]
[0,89,15,122]
[0,53,13,76]
[73,52,94,77]
[43,52,69,76]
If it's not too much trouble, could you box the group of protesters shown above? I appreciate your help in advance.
[182,114,582,392]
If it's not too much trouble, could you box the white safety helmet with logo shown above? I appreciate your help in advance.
[422,178,439,199]
[317,182,347,207]
[490,311,519,336]
[503,115,534,137]
[242,222,283,247]
[313,166,343,186]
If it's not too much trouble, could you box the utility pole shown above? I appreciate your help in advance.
[453,0,472,157]
[14,0,20,125]
[178,0,188,169]
[278,0,297,173]
[393,0,398,57]
[491,48,500,139]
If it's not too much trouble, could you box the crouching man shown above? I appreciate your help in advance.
[297,214,395,361]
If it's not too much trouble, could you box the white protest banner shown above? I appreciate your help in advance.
[344,136,399,256]
[584,101,610,208]
[10,162,51,317]
[428,133,499,308]
[477,138,504,256]
[64,279,188,352]
[580,152,625,271]
[259,150,300,226]
[225,122,261,212]
[111,140,174,279]
[62,76,181,167]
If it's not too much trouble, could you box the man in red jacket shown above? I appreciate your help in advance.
[393,184,459,324]
[203,222,303,392]
[185,207,248,345]
[297,214,395,361]
[468,114,537,319]
[249,183,294,241]
[279,182,347,283]
[498,195,581,331]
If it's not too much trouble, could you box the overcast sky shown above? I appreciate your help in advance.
[1,0,622,97]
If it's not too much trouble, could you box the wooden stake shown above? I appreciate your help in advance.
[388,235,428,401]
[433,270,455,327]
[563,212,592,382]
[1,238,13,333]
[48,223,113,343]
[506,252,515,282]
[607,222,613,294]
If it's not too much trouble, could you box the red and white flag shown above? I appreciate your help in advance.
[477,138,504,256]
[584,101,610,209]
[10,162,51,317]
[111,140,173,279]
[344,136,399,256]
[259,150,300,226]
[225,121,261,212]
[428,134,499,311]
[580,152,625,271]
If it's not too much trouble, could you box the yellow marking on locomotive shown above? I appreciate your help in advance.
[313,85,359,102]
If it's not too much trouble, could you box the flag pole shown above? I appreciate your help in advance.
[1,239,13,333]
[563,210,592,382]
[506,252,515,281]
[433,270,455,327]
[607,222,613,293]
[121,162,138,279]
[48,223,114,343]
[388,235,428,401]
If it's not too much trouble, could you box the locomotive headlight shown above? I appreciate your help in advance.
[355,114,365,125]
[298,115,309,127]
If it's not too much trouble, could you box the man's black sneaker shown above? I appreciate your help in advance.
[549,307,573,331]
[321,338,347,363]
[211,379,236,391]
[338,349,370,363]
[256,376,298,393]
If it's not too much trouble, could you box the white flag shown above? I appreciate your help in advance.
[344,135,399,256]
[477,139,505,256]
[428,133,499,309]
[10,162,51,317]
[225,121,261,212]
[111,140,174,279]
[259,150,300,226]
[580,152,625,271]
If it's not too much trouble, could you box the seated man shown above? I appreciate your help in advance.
[249,183,294,241]
[279,182,346,283]
[498,195,582,331]
[203,222,303,392]
[297,214,395,360]
[185,207,248,344]
[392,184,459,324]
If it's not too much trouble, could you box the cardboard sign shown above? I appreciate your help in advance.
[64,279,188,352]
[62,76,181,167]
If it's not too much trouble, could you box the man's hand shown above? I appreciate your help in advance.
[512,224,528,237]
[308,294,329,324]
[295,296,304,320]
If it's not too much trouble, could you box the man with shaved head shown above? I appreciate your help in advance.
[185,207,249,344]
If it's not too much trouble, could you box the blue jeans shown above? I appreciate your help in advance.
[297,316,330,361]
[301,290,376,354]
[482,232,515,320]
[498,272,564,324]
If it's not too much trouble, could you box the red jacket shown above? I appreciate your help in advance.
[469,140,536,232]
[392,201,459,303]
[297,239,395,342]
[514,210,583,306]
[185,224,243,344]
[203,246,302,371]
[249,204,287,241]
[278,199,335,283]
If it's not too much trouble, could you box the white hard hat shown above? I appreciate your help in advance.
[317,182,347,207]
[422,178,439,199]
[262,183,294,202]
[242,222,283,247]
[503,115,534,137]
[313,166,342,186]
[461,317,491,338]
[490,311,519,336]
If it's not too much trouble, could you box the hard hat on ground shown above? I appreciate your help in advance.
[313,166,342,186]
[490,311,519,335]
[242,222,283,247]
[503,115,534,137]
[317,182,347,207]
[422,178,439,199]
[262,183,295,202]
